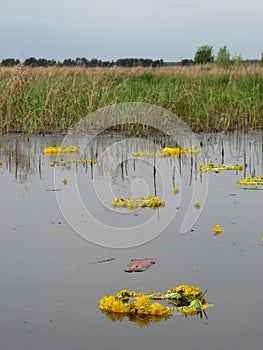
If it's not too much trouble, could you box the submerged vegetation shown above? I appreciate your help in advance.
[0,64,262,134]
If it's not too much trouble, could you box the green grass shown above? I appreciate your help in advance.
[0,65,262,134]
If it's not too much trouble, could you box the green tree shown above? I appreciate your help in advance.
[194,45,214,64]
[216,45,231,67]
[260,53,263,66]
[1,58,20,66]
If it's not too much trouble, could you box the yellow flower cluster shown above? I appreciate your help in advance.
[214,224,224,236]
[44,146,78,155]
[132,152,154,157]
[199,162,243,172]
[99,295,129,314]
[115,289,141,300]
[111,196,165,210]
[99,294,173,317]
[158,147,200,157]
[167,285,201,297]
[237,176,263,186]
[49,158,97,166]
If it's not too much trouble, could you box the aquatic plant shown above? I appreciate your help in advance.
[99,285,211,322]
[237,176,263,186]
[89,258,116,264]
[199,162,243,172]
[111,196,165,210]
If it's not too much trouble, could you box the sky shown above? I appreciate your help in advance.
[0,0,262,62]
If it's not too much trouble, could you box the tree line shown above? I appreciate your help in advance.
[0,57,164,67]
[1,45,262,67]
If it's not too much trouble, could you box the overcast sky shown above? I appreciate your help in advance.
[0,0,262,62]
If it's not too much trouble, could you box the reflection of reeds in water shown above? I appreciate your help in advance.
[0,135,62,183]
[0,132,262,184]
[0,137,39,183]
[199,131,263,177]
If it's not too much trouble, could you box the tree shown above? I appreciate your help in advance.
[62,58,77,67]
[216,45,231,67]
[23,57,39,66]
[194,45,214,64]
[1,58,20,66]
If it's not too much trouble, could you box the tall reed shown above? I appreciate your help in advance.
[0,65,262,134]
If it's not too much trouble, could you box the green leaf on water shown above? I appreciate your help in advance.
[89,258,116,264]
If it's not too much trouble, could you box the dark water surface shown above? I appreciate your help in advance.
[0,132,262,350]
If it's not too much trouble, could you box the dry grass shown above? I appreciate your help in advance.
[0,63,262,80]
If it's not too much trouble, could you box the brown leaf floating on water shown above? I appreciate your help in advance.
[124,258,156,272]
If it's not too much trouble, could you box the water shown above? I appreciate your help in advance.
[0,132,262,350]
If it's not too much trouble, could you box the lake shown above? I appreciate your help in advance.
[0,131,262,350]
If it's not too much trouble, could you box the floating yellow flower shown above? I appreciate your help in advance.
[158,147,199,157]
[150,303,173,317]
[98,285,212,323]
[199,163,243,172]
[111,196,165,210]
[49,159,97,166]
[132,151,154,157]
[99,295,129,313]
[171,285,202,297]
[63,177,69,185]
[214,224,224,236]
[0,160,2,167]
[44,146,78,155]
[173,186,180,195]
[194,200,201,209]
[237,176,263,186]
[132,295,152,314]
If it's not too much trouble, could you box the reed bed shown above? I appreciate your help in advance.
[0,64,262,134]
